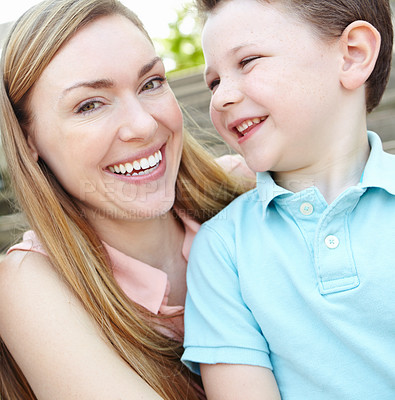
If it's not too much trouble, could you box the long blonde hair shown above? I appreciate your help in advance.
[0,0,250,398]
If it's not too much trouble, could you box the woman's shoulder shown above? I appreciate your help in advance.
[0,248,56,314]
[215,153,244,168]
[216,154,255,180]
[0,249,61,363]
[6,230,47,256]
[0,231,51,298]
[0,241,68,329]
[1,246,50,277]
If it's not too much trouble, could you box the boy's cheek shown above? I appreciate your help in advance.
[212,120,230,143]
[210,111,224,132]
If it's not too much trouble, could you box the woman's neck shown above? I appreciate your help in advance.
[91,209,186,272]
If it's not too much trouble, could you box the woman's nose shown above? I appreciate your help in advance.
[117,99,158,142]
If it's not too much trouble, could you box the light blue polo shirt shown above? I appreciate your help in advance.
[182,131,395,399]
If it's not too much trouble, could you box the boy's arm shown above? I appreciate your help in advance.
[201,363,281,400]
[183,223,280,394]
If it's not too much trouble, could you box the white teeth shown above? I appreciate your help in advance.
[109,149,162,176]
[125,163,133,173]
[148,155,156,167]
[133,160,141,171]
[140,158,149,169]
[236,117,265,134]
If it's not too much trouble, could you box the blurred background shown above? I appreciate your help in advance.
[1,0,395,254]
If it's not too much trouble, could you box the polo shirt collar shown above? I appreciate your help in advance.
[360,131,395,195]
[256,130,395,213]
[256,172,290,212]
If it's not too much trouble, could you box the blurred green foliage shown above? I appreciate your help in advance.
[156,3,204,74]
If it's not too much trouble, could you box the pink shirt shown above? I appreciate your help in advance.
[7,212,201,341]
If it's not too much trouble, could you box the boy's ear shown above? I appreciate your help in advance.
[339,21,381,90]
[26,133,39,162]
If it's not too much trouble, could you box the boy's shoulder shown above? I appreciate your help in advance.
[203,187,262,232]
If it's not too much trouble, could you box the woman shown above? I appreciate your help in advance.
[0,0,252,399]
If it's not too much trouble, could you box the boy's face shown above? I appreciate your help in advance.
[202,0,345,175]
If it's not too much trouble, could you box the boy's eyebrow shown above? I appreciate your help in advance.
[204,43,256,78]
[60,56,163,99]
[229,44,247,55]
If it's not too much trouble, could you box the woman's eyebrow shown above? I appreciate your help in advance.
[138,56,163,79]
[59,57,163,100]
[60,79,114,100]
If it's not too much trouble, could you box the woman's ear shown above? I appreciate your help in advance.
[339,20,381,90]
[26,132,39,162]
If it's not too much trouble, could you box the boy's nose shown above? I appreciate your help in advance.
[211,81,244,112]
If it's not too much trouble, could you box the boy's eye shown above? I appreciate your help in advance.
[141,77,166,92]
[208,79,220,92]
[240,56,261,67]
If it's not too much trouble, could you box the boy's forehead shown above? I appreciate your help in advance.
[202,0,304,51]
[203,0,296,33]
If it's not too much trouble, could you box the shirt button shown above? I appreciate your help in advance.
[300,202,314,216]
[325,235,339,249]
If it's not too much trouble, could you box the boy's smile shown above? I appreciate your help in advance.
[202,0,353,178]
[231,116,268,139]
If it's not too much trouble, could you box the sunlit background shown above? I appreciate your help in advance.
[0,0,189,37]
[0,0,197,72]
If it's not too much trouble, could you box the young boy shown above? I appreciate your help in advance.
[182,0,395,399]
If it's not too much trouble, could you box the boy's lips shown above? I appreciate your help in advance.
[106,146,163,177]
[229,116,267,138]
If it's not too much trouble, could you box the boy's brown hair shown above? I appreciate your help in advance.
[195,0,393,113]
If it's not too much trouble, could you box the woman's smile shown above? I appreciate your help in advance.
[106,145,166,183]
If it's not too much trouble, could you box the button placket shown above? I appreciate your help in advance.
[314,200,360,295]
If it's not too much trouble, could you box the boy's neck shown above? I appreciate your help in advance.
[272,134,370,204]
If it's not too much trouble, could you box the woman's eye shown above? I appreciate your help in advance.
[141,77,166,92]
[77,100,103,114]
[240,56,261,67]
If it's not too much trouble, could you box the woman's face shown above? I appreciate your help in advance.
[28,14,183,223]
